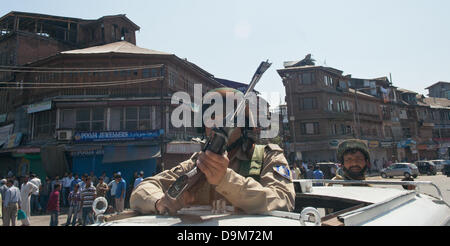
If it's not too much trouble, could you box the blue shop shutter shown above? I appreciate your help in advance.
[102,145,161,164]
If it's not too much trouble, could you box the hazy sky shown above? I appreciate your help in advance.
[3,0,450,106]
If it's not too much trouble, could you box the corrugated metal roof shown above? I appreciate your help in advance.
[423,97,450,109]
[425,81,450,90]
[62,41,171,55]
[397,88,417,94]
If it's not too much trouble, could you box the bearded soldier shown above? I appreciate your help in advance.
[130,88,295,215]
[332,139,371,185]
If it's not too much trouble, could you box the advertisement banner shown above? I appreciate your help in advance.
[0,124,14,145]
[3,133,23,149]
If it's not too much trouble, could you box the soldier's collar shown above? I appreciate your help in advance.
[229,145,253,162]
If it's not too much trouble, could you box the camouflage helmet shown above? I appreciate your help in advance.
[337,139,370,164]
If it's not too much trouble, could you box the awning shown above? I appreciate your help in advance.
[102,145,161,164]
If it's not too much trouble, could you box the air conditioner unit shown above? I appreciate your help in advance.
[57,130,73,141]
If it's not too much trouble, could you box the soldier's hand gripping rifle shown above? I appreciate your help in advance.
[165,60,272,202]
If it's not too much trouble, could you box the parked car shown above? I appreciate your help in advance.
[430,160,446,172]
[380,163,419,178]
[442,163,450,176]
[414,161,437,175]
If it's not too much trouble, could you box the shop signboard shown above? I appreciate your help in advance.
[74,129,164,143]
[27,101,52,114]
[368,141,379,149]
[380,141,393,148]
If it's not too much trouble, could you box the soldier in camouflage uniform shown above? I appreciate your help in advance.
[331,139,371,185]
[130,88,295,215]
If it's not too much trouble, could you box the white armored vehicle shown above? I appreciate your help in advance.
[93,179,450,226]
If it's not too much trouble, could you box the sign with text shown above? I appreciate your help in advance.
[74,129,164,142]
[27,101,52,114]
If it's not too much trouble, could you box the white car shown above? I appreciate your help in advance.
[93,180,450,226]
[430,160,447,172]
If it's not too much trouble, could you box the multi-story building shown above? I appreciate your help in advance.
[423,97,450,159]
[0,11,230,179]
[278,56,443,167]
[426,81,450,99]
[277,59,389,163]
[0,11,140,115]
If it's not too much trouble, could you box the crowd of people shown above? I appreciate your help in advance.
[1,170,148,226]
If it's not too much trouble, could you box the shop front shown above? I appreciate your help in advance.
[69,129,164,181]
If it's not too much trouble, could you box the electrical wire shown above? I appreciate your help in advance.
[0,77,164,89]
[0,76,164,85]
[0,64,164,73]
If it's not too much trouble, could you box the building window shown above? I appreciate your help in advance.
[337,101,343,112]
[169,71,177,88]
[402,128,411,138]
[120,106,152,131]
[301,122,319,135]
[300,72,315,85]
[384,126,392,138]
[324,76,333,87]
[34,110,56,138]
[143,68,150,78]
[328,99,334,111]
[75,108,105,132]
[301,97,317,110]
[330,123,337,135]
[151,68,159,77]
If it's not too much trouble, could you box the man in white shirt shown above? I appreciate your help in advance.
[20,176,38,226]
[29,174,42,214]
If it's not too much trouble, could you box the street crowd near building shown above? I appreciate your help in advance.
[1,170,146,226]
[0,11,449,225]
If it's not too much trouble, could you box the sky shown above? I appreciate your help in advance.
[2,0,450,107]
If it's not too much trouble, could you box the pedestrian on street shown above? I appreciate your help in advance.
[29,174,41,214]
[96,177,108,198]
[306,165,314,179]
[90,171,98,187]
[134,171,144,189]
[2,178,21,226]
[20,175,38,226]
[47,183,61,226]
[108,173,118,211]
[313,165,324,186]
[62,173,74,207]
[80,177,96,226]
[0,178,7,225]
[65,183,81,226]
[100,171,109,184]
[115,174,126,214]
